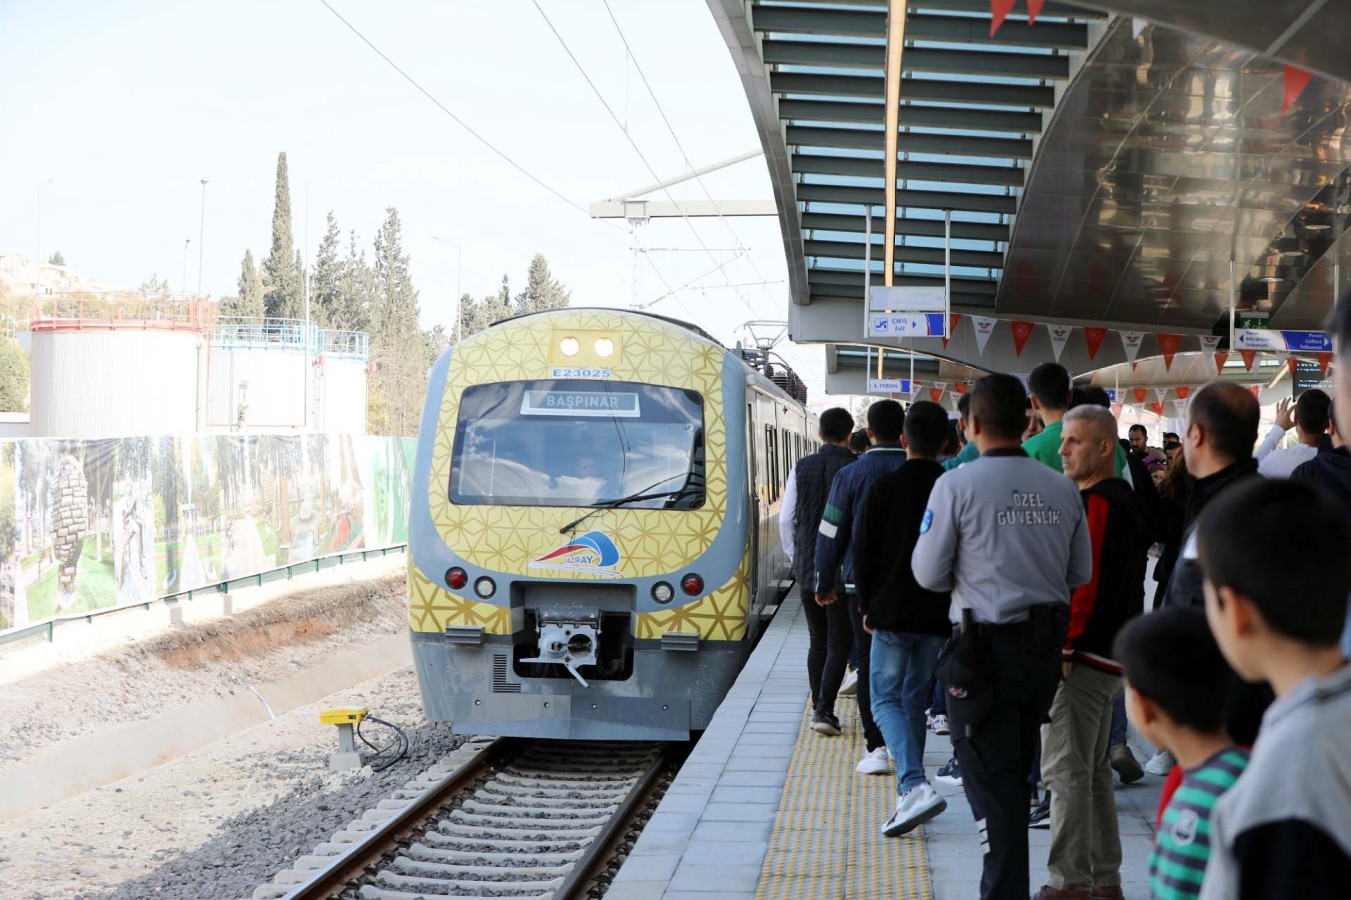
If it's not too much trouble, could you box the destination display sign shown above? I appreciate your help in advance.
[521,390,641,417]
[1234,329,1333,353]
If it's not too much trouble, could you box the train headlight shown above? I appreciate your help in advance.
[474,576,496,599]
[445,567,468,590]
[651,581,674,604]
[594,337,615,358]
[559,336,580,357]
[681,573,704,596]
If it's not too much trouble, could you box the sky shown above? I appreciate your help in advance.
[0,0,826,398]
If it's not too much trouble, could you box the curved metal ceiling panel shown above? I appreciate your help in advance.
[998,18,1351,333]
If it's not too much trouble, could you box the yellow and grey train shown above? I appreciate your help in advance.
[408,308,816,740]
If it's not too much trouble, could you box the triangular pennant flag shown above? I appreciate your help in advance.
[1110,402,1123,419]
[1175,386,1190,400]
[1282,65,1313,114]
[990,0,1016,37]
[1011,320,1035,357]
[1240,350,1257,371]
[1214,351,1229,371]
[1084,327,1107,361]
[1248,385,1263,402]
[1157,333,1181,370]
[1199,335,1221,353]
[1132,17,1148,39]
[942,313,962,349]
[955,382,969,394]
[930,387,945,403]
[1026,0,1045,25]
[1121,331,1144,364]
[1172,399,1186,416]
[1287,357,1299,377]
[1155,388,1168,402]
[1134,388,1148,404]
[1151,401,1165,416]
[1319,352,1332,379]
[1047,323,1072,362]
[971,316,998,356]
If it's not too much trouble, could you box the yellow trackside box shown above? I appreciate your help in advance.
[319,707,368,726]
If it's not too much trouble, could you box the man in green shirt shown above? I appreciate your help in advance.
[1023,366,1130,480]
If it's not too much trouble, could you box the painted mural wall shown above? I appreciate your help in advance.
[0,434,415,635]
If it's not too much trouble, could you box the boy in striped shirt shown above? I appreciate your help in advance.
[1114,608,1248,899]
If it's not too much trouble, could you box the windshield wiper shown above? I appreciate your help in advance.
[558,476,692,534]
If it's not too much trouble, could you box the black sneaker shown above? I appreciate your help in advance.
[1028,795,1051,829]
[935,757,962,786]
[811,711,841,736]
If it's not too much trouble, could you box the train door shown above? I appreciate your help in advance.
[746,401,759,604]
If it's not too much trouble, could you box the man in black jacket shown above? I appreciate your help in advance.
[853,400,952,837]
[780,407,856,735]
[1033,405,1152,900]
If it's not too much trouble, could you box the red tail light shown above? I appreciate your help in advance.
[681,573,704,596]
[445,567,468,590]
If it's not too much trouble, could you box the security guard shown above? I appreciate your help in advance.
[912,373,1093,900]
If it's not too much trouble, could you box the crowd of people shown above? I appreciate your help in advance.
[778,295,1351,899]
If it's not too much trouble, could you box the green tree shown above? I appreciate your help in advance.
[310,212,343,327]
[47,251,65,267]
[222,249,264,318]
[294,248,306,316]
[263,151,301,319]
[367,208,427,436]
[332,229,373,333]
[371,207,419,342]
[515,253,570,314]
[0,338,29,412]
[139,274,171,297]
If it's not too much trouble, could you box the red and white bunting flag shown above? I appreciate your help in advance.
[990,0,1017,37]
[929,387,945,403]
[955,382,969,394]
[1288,357,1299,377]
[1121,331,1144,364]
[1282,65,1313,114]
[1134,388,1148,404]
[942,313,962,349]
[1248,384,1263,402]
[1199,335,1222,354]
[1155,388,1168,402]
[1172,399,1186,416]
[1027,0,1046,26]
[1084,327,1108,360]
[1157,333,1181,370]
[1011,320,1035,357]
[1047,323,1072,362]
[1175,386,1191,400]
[1151,401,1165,416]
[1240,350,1257,372]
[1110,402,1124,419]
[1214,351,1230,371]
[971,316,998,356]
[1319,352,1333,379]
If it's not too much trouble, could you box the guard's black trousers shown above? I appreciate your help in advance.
[952,629,1060,900]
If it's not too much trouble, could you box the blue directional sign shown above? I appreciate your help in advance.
[868,313,946,338]
[1234,328,1332,352]
[867,378,911,394]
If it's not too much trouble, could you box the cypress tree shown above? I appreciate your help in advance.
[263,152,301,319]
[310,212,343,327]
[223,249,264,317]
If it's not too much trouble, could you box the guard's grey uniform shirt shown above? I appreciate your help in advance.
[912,449,1093,624]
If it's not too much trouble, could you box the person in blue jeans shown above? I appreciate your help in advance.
[853,400,954,836]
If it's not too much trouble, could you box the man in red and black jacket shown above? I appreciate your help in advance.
[1032,405,1152,900]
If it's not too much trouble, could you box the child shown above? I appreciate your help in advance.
[1195,479,1351,899]
[1115,608,1248,900]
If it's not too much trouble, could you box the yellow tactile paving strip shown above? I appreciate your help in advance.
[756,701,934,900]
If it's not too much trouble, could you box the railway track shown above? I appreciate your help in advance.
[262,738,671,900]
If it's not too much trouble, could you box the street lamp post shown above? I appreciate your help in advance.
[431,235,463,343]
[197,179,208,297]
[35,178,53,296]
[182,239,192,294]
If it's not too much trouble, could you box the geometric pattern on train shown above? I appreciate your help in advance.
[424,311,733,603]
[408,562,512,634]
[635,551,750,642]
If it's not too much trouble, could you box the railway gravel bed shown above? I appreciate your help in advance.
[0,666,459,900]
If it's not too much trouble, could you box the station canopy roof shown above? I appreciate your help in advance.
[708,0,1351,387]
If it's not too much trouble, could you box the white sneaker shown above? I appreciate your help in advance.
[838,667,859,697]
[856,746,891,775]
[929,714,950,735]
[1145,749,1176,777]
[882,782,947,837]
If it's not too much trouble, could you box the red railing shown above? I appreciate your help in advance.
[28,293,215,333]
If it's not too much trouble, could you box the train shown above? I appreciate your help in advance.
[407,307,817,740]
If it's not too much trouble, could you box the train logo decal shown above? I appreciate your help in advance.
[528,530,623,578]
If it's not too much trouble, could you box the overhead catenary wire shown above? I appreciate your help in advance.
[531,0,758,320]
[600,0,780,316]
[317,0,622,232]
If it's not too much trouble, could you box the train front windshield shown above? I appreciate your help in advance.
[449,380,705,509]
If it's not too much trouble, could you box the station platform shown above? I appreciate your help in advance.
[608,600,1164,899]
